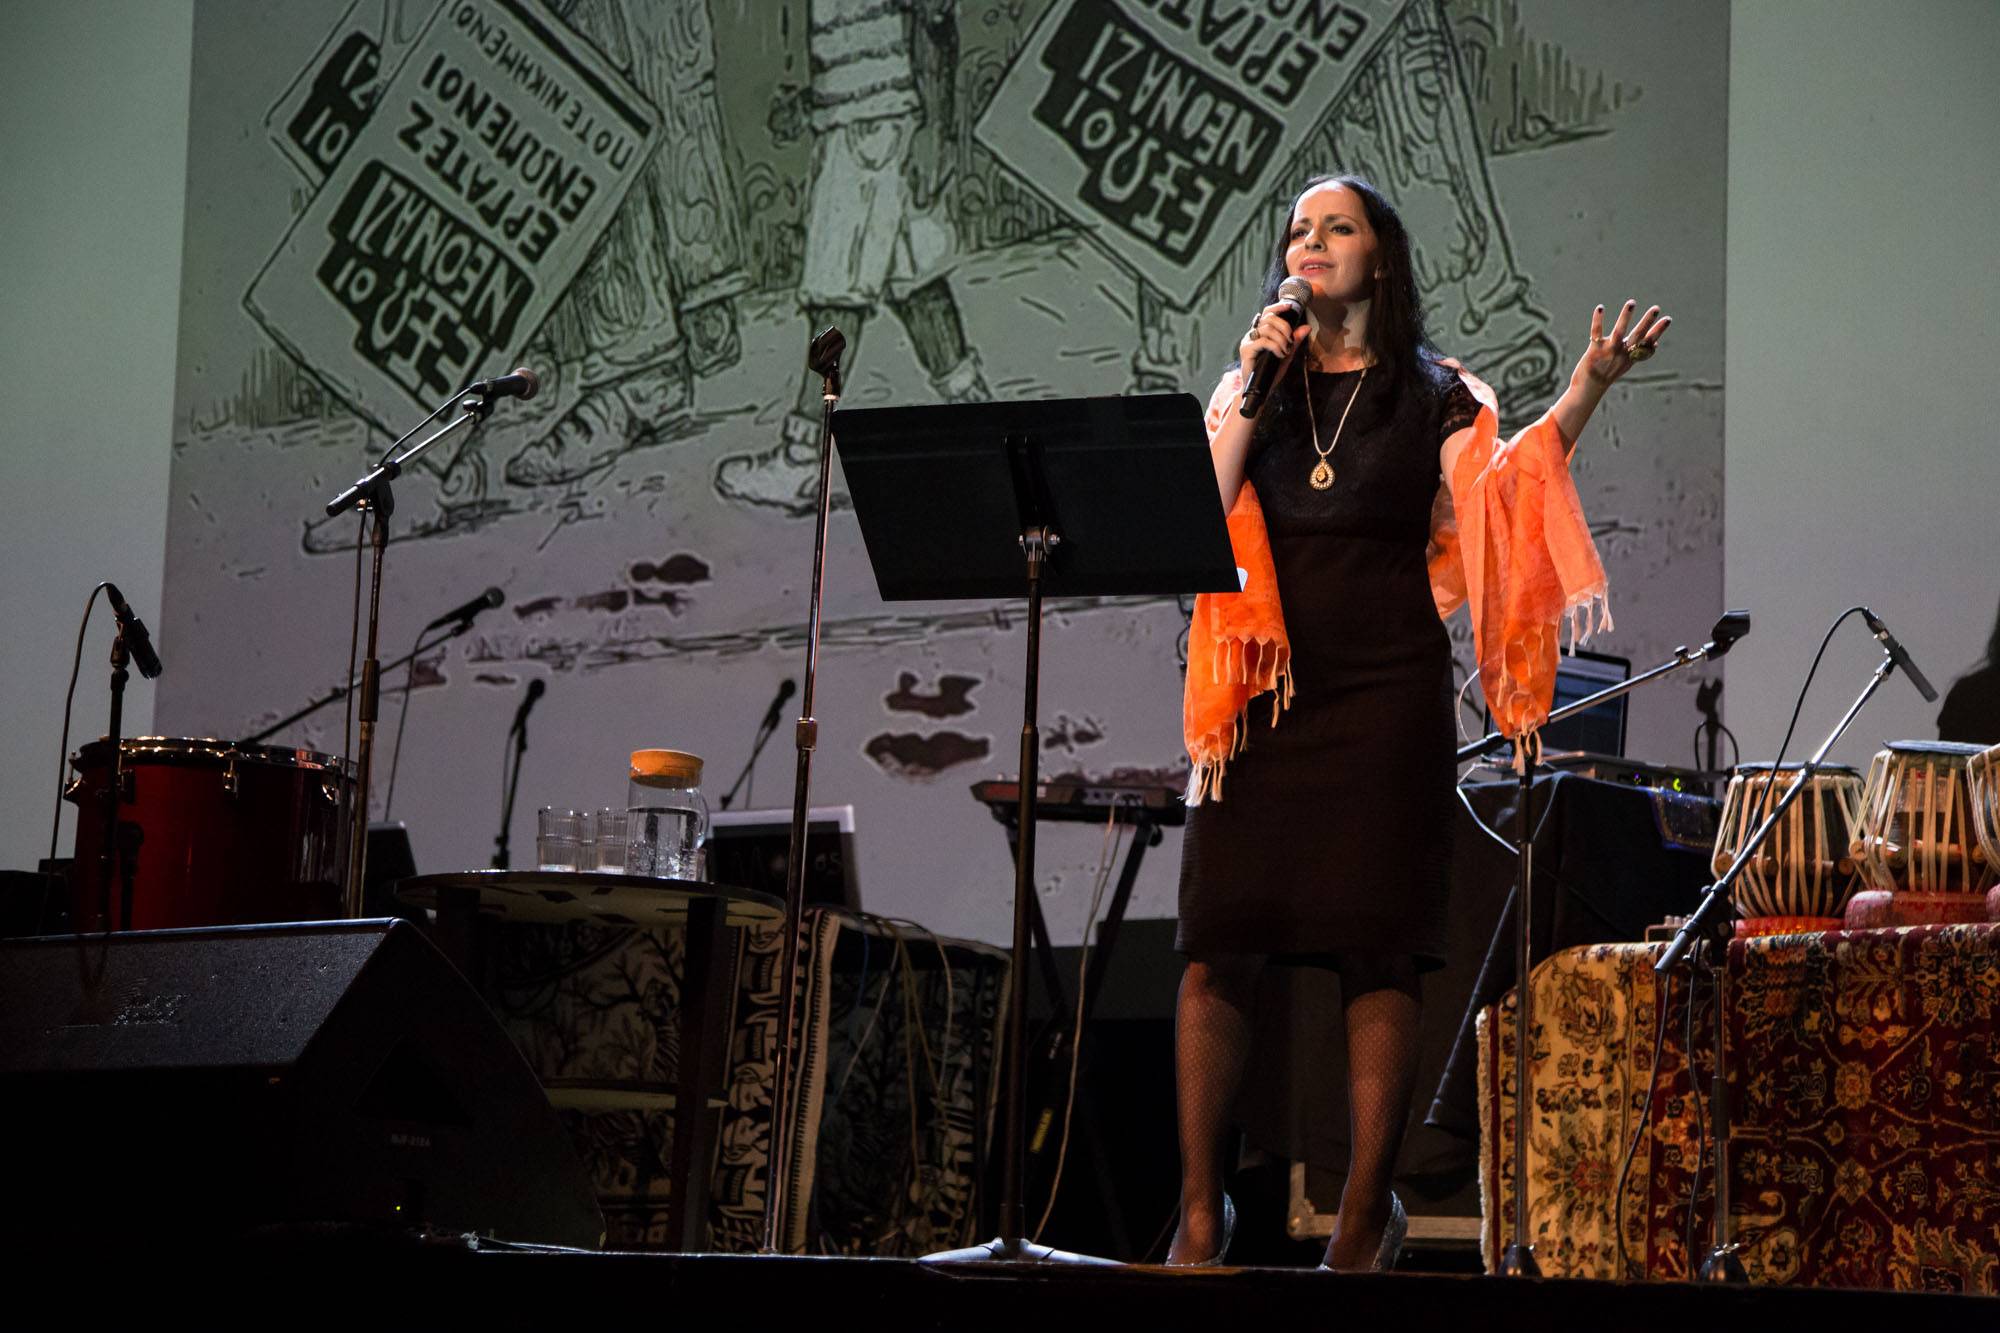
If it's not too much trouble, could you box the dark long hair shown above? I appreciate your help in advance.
[1235,174,1446,450]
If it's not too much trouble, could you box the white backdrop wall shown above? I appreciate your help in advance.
[1725,0,2000,767]
[0,0,193,868]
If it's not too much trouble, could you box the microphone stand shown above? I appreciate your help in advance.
[240,618,476,746]
[96,625,134,930]
[763,329,844,1255]
[493,707,530,870]
[1458,610,1749,1276]
[719,698,786,811]
[324,389,494,918]
[1653,646,1896,1283]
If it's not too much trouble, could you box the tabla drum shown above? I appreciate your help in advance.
[1968,742,2000,922]
[1845,740,1996,929]
[65,736,353,931]
[1710,762,1864,936]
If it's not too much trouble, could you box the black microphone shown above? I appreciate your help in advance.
[103,583,163,679]
[467,367,540,401]
[1705,608,1752,658]
[1237,276,1315,418]
[510,678,547,736]
[761,678,798,732]
[1862,608,1939,702]
[425,586,505,631]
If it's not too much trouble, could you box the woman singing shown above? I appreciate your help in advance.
[1168,175,1668,1269]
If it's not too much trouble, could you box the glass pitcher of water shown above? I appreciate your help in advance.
[623,749,709,879]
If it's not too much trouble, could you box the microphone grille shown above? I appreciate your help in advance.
[511,367,540,400]
[1276,276,1315,306]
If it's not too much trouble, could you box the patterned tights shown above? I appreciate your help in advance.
[1167,952,1422,1268]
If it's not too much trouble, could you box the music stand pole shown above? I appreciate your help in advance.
[999,519,1054,1250]
[764,328,845,1255]
[825,391,1233,1263]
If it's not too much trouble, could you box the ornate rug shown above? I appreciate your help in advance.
[1480,924,2000,1292]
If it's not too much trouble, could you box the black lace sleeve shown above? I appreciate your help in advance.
[1437,375,1480,442]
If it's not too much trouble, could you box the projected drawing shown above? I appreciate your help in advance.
[984,0,1592,416]
[1447,0,1642,157]
[1329,0,1561,414]
[502,0,752,490]
[712,0,991,518]
[164,0,1720,941]
[246,0,751,552]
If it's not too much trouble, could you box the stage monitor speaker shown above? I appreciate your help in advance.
[0,919,602,1248]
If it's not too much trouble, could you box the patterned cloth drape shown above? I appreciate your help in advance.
[486,906,1010,1253]
[1479,925,2000,1293]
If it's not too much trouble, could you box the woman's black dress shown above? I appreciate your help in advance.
[1177,365,1478,969]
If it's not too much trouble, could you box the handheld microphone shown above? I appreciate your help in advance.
[761,678,798,732]
[1862,608,1938,702]
[425,586,505,632]
[510,678,547,736]
[467,367,540,401]
[1237,276,1315,418]
[103,583,163,679]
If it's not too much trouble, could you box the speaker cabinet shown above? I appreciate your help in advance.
[0,920,601,1247]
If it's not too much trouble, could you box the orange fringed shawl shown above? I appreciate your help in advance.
[1183,362,1610,804]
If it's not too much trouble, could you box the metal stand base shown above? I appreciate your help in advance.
[1699,1246,1747,1283]
[1498,1242,1542,1278]
[921,1236,1120,1266]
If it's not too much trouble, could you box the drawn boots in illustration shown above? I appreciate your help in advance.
[893,277,989,404]
[716,284,990,517]
[715,303,870,517]
[503,363,693,489]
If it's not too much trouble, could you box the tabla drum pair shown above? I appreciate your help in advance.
[1711,762,1865,937]
[1844,740,2000,928]
[64,736,353,932]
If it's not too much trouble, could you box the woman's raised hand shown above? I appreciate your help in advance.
[1572,299,1671,392]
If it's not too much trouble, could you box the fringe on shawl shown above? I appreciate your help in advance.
[1183,637,1294,806]
[1499,589,1613,773]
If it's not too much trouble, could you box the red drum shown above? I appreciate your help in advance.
[65,737,353,931]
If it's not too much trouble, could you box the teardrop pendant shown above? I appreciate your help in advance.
[1308,459,1334,490]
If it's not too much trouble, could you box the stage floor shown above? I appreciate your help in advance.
[60,1240,1991,1327]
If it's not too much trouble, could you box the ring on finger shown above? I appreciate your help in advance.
[1626,341,1655,362]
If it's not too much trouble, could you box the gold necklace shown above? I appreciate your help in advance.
[1302,362,1367,491]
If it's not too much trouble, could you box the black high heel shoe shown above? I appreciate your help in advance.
[1317,1192,1407,1272]
[1168,1193,1237,1267]
[1371,1192,1408,1271]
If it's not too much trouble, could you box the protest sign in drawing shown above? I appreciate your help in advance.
[976,0,1407,301]
[264,0,431,185]
[245,0,660,435]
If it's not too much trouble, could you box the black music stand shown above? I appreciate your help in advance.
[977,782,1183,1254]
[835,393,1236,1262]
